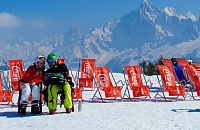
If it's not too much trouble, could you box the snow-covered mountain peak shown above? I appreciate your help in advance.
[139,0,160,23]
[63,23,84,44]
[186,12,198,22]
[164,6,178,17]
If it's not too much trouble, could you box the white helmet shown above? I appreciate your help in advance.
[35,56,46,63]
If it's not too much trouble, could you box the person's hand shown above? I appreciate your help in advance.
[44,75,48,80]
[32,82,36,86]
[36,71,42,75]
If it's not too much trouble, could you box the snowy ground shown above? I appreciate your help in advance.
[1,72,200,130]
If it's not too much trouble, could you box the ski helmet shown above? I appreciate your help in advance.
[35,56,46,63]
[47,53,57,62]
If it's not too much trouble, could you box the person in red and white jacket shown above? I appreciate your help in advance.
[20,56,45,115]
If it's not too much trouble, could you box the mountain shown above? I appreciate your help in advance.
[0,0,199,72]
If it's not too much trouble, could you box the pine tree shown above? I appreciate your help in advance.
[156,55,164,65]
[147,61,156,76]
[139,61,147,75]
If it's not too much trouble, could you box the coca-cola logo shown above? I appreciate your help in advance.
[12,66,21,82]
[193,68,200,81]
[163,69,172,86]
[98,74,108,87]
[130,70,139,86]
[83,62,91,78]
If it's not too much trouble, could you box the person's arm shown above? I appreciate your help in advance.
[23,66,35,83]
[59,63,68,78]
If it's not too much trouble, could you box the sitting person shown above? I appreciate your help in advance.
[44,53,72,114]
[20,56,45,115]
[171,58,187,85]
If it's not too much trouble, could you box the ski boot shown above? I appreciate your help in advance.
[31,100,40,114]
[20,101,27,115]
[66,108,72,113]
[49,110,56,115]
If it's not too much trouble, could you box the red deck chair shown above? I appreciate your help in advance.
[92,67,122,102]
[162,58,187,85]
[177,58,191,82]
[57,59,83,100]
[57,59,65,64]
[68,69,82,100]
[0,71,12,103]
[123,66,150,100]
[8,59,24,91]
[77,59,95,90]
[176,58,195,99]
[187,64,200,96]
[155,65,185,100]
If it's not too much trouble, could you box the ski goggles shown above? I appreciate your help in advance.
[47,59,54,63]
[39,56,46,61]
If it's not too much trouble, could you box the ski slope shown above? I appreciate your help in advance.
[0,72,200,130]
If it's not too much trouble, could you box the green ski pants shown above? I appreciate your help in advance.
[48,82,72,110]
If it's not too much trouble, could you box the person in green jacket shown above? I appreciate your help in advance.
[44,53,72,114]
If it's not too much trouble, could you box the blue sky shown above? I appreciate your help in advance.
[0,0,199,43]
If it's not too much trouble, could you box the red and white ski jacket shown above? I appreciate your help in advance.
[23,63,45,85]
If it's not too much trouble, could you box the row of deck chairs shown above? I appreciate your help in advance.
[0,57,200,106]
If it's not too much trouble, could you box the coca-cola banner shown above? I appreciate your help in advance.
[157,65,185,96]
[125,66,142,86]
[93,67,112,90]
[188,64,200,96]
[80,59,95,79]
[9,59,23,91]
[157,65,176,90]
[93,67,121,98]
[79,59,95,88]
[125,66,150,97]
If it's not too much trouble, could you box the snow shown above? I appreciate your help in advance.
[164,6,177,17]
[1,71,200,130]
[186,12,198,22]
[155,25,174,37]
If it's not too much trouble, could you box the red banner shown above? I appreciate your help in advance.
[93,67,121,97]
[125,66,143,86]
[9,59,23,91]
[125,66,149,97]
[79,59,95,88]
[157,65,185,96]
[187,64,200,96]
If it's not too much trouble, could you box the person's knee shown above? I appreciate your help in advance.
[32,85,40,100]
[22,83,31,93]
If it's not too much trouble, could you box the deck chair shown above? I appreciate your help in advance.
[76,59,95,90]
[155,65,185,100]
[177,58,191,82]
[8,59,24,91]
[162,58,187,85]
[122,66,150,100]
[187,64,200,97]
[176,58,195,99]
[10,60,43,114]
[57,59,65,64]
[0,71,12,104]
[92,67,122,102]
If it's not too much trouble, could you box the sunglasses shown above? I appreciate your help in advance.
[47,59,54,63]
